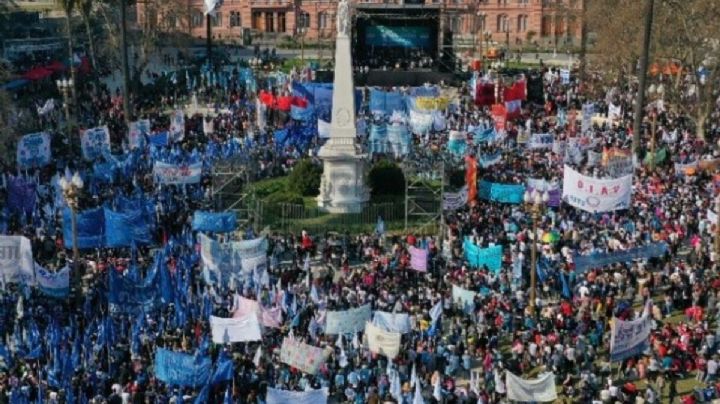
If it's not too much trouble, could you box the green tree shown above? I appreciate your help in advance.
[368,160,405,197]
[288,159,323,196]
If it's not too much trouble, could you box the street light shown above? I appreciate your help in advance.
[523,189,549,315]
[56,78,74,152]
[297,26,308,66]
[59,170,84,298]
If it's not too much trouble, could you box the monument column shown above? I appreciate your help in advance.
[316,0,369,213]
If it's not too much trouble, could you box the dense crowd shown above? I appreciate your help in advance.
[1,47,720,404]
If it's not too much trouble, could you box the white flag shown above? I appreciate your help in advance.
[505,372,557,402]
[210,314,262,344]
[413,381,425,404]
[253,346,262,367]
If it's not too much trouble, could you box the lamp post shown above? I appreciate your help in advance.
[524,189,549,315]
[56,78,74,152]
[59,171,84,298]
[298,26,308,66]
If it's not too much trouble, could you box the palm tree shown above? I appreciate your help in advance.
[78,0,98,72]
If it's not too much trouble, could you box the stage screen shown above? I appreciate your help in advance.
[364,26,432,49]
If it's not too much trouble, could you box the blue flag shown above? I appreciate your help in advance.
[154,348,212,387]
[210,353,234,385]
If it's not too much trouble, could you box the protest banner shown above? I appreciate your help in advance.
[192,211,237,233]
[81,126,111,161]
[365,322,401,359]
[442,186,467,211]
[279,337,329,375]
[506,372,558,402]
[153,162,202,184]
[491,104,507,132]
[473,127,496,144]
[108,262,159,314]
[154,348,212,387]
[463,240,503,272]
[209,314,262,344]
[0,236,34,286]
[34,264,69,298]
[128,119,150,150]
[610,303,652,362]
[479,152,502,168]
[104,208,152,247]
[528,133,554,149]
[266,387,328,404]
[573,242,668,273]
[7,176,37,215]
[675,162,698,176]
[16,132,51,168]
[451,284,477,308]
[478,181,525,204]
[325,304,371,334]
[232,296,282,328]
[372,311,412,334]
[562,165,632,212]
[409,246,428,272]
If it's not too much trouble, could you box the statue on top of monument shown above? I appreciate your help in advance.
[337,0,350,36]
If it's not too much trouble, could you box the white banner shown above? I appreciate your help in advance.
[153,162,202,184]
[35,264,69,297]
[608,103,622,121]
[526,178,558,192]
[17,132,51,168]
[170,110,185,142]
[0,236,34,286]
[365,322,401,359]
[610,306,652,362]
[373,311,412,334]
[128,119,150,150]
[443,186,468,210]
[325,304,371,334]
[452,285,477,307]
[528,133,553,149]
[562,165,632,212]
[506,372,557,402]
[280,338,329,375]
[210,314,262,344]
[266,387,328,404]
[81,126,111,161]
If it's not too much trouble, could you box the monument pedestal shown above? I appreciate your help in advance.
[316,146,369,214]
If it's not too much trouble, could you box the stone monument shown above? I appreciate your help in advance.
[316,0,369,213]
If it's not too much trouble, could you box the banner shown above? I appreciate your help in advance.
[372,312,412,334]
[581,103,594,134]
[408,109,432,135]
[506,372,558,402]
[325,304,371,334]
[7,176,37,215]
[463,241,502,272]
[17,132,51,168]
[63,207,105,249]
[266,388,328,404]
[291,105,314,121]
[128,120,150,150]
[192,211,237,233]
[147,131,169,147]
[104,208,152,247]
[279,338,329,375]
[479,152,502,168]
[409,246,428,272]
[491,104,507,132]
[478,181,525,204]
[210,314,262,344]
[154,348,211,387]
[610,305,652,362]
[153,162,202,184]
[675,162,698,176]
[318,119,331,138]
[573,242,668,273]
[473,127,496,144]
[562,165,632,212]
[414,96,450,111]
[0,236,34,285]
[169,110,185,142]
[608,103,622,120]
[108,263,158,314]
[443,186,467,210]
[35,264,69,298]
[452,285,477,307]
[199,233,242,283]
[365,322,401,359]
[528,133,554,149]
[81,126,111,161]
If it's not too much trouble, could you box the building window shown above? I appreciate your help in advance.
[496,14,509,32]
[277,12,286,32]
[297,11,310,29]
[191,10,203,28]
[265,13,274,32]
[517,15,528,32]
[230,11,241,28]
[555,15,565,36]
[252,12,262,30]
[318,12,329,30]
[541,15,552,36]
[476,14,486,32]
[451,16,462,32]
[498,0,507,4]
[211,12,222,27]
[518,0,529,4]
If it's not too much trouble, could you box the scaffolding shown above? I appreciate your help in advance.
[211,155,260,230]
[402,160,445,237]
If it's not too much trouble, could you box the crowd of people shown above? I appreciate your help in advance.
[0,44,719,404]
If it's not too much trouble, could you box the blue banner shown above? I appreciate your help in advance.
[154,348,212,387]
[473,127,496,144]
[16,132,51,168]
[63,207,105,249]
[369,124,388,154]
[370,89,406,115]
[463,240,503,273]
[148,131,169,147]
[7,176,36,215]
[104,208,152,247]
[447,138,466,156]
[479,152,502,168]
[409,86,439,97]
[192,211,237,233]
[108,262,159,314]
[478,181,525,204]
[573,243,668,273]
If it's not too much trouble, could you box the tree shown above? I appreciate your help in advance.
[78,0,99,72]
